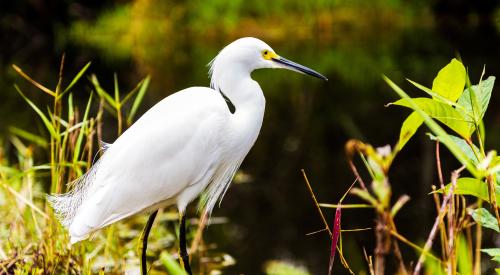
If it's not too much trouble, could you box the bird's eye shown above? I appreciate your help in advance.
[262,50,272,60]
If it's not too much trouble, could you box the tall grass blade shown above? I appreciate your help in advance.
[61,61,92,96]
[90,74,116,107]
[72,93,93,172]
[127,76,150,125]
[14,85,58,140]
[12,65,56,97]
[8,126,48,147]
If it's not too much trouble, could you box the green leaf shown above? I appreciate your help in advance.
[90,74,116,107]
[457,235,472,275]
[62,61,91,95]
[127,75,150,125]
[432,58,466,102]
[408,79,461,107]
[383,75,478,178]
[8,126,48,147]
[468,208,499,232]
[397,111,424,151]
[14,85,58,139]
[265,260,311,275]
[121,77,145,105]
[481,248,500,264]
[429,134,480,164]
[351,188,378,208]
[424,257,445,275]
[72,93,93,176]
[392,97,473,138]
[457,76,495,123]
[160,252,188,275]
[113,73,120,104]
[435,177,500,203]
[482,248,500,257]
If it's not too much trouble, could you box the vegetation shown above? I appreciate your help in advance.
[306,59,499,274]
[1,57,314,274]
[1,52,498,274]
[0,1,499,274]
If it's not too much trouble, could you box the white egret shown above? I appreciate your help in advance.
[48,37,327,274]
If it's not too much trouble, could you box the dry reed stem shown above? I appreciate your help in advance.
[301,169,332,236]
[413,165,465,275]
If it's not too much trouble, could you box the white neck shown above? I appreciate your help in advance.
[211,63,265,113]
[210,63,266,154]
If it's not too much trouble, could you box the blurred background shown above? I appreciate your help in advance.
[0,0,499,274]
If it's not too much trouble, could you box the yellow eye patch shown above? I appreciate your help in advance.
[262,50,278,60]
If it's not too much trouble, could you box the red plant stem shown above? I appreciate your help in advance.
[347,159,368,191]
[329,206,342,275]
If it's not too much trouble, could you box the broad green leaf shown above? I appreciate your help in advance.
[435,177,500,203]
[481,248,500,264]
[457,235,472,275]
[408,79,460,107]
[468,208,499,232]
[432,58,466,102]
[383,76,478,178]
[429,134,480,164]
[392,97,474,138]
[397,111,423,151]
[457,76,495,123]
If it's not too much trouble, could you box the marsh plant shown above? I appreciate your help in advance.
[306,59,499,274]
[1,57,498,274]
[0,57,311,274]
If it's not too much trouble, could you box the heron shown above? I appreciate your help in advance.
[48,37,327,274]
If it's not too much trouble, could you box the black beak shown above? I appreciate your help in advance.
[272,57,328,81]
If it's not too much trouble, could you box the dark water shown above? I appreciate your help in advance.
[1,1,499,274]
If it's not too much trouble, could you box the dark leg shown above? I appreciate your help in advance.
[179,213,193,275]
[139,210,158,275]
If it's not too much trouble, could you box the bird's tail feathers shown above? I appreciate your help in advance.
[47,159,102,229]
[199,158,243,216]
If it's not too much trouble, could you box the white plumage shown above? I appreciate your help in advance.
[48,37,326,244]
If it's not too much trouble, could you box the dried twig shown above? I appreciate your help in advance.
[413,166,465,275]
[301,169,332,236]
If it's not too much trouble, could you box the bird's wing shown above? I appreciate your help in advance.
[67,87,231,240]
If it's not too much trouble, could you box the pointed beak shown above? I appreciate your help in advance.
[272,56,328,81]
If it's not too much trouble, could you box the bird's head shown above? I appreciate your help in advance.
[209,37,327,90]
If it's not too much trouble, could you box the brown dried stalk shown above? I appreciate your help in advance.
[301,169,332,236]
[413,165,465,275]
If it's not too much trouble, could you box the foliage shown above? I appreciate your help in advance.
[264,260,311,275]
[305,58,499,274]
[0,60,235,274]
